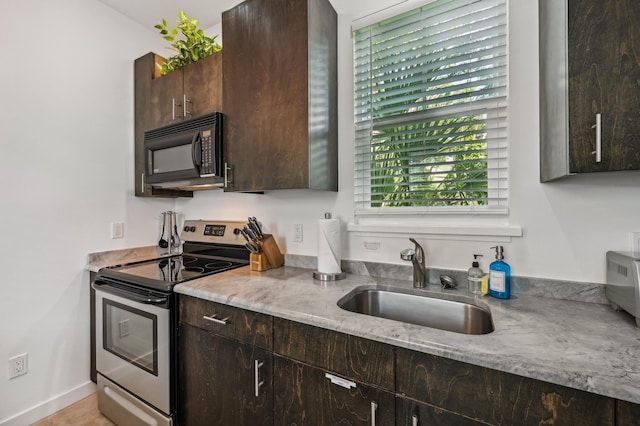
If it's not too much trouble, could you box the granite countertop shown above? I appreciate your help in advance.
[175,265,640,405]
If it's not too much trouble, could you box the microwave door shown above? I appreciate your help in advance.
[145,130,201,184]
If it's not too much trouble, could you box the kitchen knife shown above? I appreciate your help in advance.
[238,228,260,253]
[244,226,258,243]
[249,217,263,239]
[239,228,252,243]
[245,241,260,254]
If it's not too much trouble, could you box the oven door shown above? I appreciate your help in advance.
[93,280,172,416]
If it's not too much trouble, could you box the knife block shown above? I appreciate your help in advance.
[250,234,284,272]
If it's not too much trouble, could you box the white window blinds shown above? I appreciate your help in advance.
[353,0,508,213]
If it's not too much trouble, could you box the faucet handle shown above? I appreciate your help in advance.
[400,248,415,261]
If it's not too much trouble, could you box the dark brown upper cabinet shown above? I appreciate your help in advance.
[134,52,222,197]
[539,0,640,182]
[221,0,338,192]
[149,53,223,129]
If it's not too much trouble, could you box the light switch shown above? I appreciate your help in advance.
[111,222,124,239]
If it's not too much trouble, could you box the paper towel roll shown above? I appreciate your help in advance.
[317,216,342,274]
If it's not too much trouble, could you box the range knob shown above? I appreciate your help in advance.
[183,226,190,232]
[189,226,196,232]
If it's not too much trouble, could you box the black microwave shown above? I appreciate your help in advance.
[144,112,223,190]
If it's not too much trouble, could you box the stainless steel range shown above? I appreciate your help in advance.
[92,220,250,426]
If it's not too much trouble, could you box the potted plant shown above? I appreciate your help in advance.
[155,10,222,76]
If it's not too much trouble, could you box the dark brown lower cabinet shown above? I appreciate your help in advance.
[175,296,640,425]
[273,355,395,425]
[396,348,614,426]
[178,323,273,426]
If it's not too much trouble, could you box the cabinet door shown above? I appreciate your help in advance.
[178,323,273,426]
[183,52,223,119]
[568,0,640,173]
[149,67,184,129]
[222,0,310,192]
[396,348,614,426]
[274,355,394,425]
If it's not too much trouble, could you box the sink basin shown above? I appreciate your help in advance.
[337,287,494,335]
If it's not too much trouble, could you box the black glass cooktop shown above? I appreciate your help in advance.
[97,246,250,292]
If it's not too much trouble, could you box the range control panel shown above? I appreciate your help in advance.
[181,220,248,245]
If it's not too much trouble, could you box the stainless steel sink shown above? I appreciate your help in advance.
[337,287,494,335]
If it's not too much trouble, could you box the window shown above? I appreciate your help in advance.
[353,0,508,214]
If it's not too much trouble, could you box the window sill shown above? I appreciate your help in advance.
[347,223,523,242]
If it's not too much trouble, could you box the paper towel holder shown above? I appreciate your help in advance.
[313,212,346,281]
[313,270,347,281]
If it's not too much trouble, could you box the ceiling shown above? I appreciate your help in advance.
[97,0,407,31]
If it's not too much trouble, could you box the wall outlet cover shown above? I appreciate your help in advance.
[9,353,28,379]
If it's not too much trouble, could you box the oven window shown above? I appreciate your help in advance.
[102,299,158,376]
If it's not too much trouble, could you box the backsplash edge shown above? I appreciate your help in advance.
[284,254,608,305]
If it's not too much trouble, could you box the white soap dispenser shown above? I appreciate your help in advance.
[467,254,483,295]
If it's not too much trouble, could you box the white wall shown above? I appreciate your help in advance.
[2,0,640,423]
[0,0,172,423]
[178,0,640,283]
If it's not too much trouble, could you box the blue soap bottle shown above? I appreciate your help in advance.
[488,245,511,299]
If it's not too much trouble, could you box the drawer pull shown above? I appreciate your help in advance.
[412,414,418,426]
[371,401,378,426]
[202,314,229,325]
[324,373,356,390]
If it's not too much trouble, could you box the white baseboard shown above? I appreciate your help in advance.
[0,381,97,426]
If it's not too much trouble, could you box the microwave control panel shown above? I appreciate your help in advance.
[200,129,215,176]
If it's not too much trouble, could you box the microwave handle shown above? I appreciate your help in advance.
[191,131,202,168]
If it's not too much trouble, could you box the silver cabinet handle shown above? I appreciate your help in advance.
[172,98,182,120]
[202,314,229,325]
[591,113,602,163]
[141,173,145,193]
[371,401,378,426]
[183,94,191,118]
[412,414,418,426]
[224,162,232,188]
[324,373,356,390]
[254,360,264,397]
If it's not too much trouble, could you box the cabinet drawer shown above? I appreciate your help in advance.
[274,318,394,390]
[396,348,614,426]
[179,295,273,350]
[274,356,394,425]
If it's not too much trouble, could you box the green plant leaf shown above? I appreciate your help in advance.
[155,10,222,75]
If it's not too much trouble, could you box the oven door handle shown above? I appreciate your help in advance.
[92,281,169,306]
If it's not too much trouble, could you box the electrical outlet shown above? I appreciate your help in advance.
[119,319,130,337]
[9,353,28,379]
[111,222,124,239]
[294,224,303,243]
[364,241,381,251]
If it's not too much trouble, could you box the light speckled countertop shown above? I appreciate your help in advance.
[174,265,640,405]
